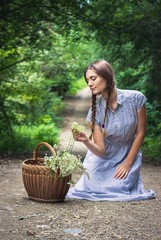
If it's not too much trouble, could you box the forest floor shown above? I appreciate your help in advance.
[0,88,161,240]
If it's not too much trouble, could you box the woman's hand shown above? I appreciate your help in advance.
[114,162,131,180]
[72,125,106,157]
[72,129,89,143]
[114,105,146,180]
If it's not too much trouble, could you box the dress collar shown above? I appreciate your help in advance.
[101,88,123,107]
[117,88,124,105]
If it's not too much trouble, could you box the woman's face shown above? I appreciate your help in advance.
[86,69,107,96]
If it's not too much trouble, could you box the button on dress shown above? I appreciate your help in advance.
[66,89,156,201]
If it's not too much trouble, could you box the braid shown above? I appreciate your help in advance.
[84,59,115,140]
[89,94,96,140]
[101,87,113,138]
[102,100,109,138]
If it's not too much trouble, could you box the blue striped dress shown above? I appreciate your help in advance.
[66,89,156,201]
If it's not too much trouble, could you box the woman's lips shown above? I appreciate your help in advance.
[91,88,95,91]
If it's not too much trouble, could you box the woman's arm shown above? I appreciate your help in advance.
[114,104,146,179]
[73,125,106,157]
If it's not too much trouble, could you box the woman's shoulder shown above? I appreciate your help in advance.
[117,88,147,110]
[117,89,145,100]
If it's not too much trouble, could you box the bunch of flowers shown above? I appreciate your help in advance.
[44,122,89,180]
[71,122,85,133]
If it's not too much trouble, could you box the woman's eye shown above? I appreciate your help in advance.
[91,77,96,81]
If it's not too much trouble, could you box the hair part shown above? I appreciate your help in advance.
[84,59,115,88]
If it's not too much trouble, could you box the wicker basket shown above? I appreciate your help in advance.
[22,142,71,203]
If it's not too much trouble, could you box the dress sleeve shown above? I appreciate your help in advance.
[86,107,101,126]
[134,91,147,111]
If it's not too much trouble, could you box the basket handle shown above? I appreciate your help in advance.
[33,142,56,160]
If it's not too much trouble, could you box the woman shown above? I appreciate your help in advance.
[66,60,155,201]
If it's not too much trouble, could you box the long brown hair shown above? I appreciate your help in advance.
[84,60,115,139]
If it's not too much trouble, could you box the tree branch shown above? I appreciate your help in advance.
[0,55,32,73]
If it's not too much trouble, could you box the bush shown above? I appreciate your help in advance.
[0,124,59,154]
[143,123,161,163]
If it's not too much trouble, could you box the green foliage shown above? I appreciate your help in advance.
[40,30,103,96]
[143,134,161,162]
[84,0,161,102]
[68,77,87,95]
[0,124,59,153]
[0,1,102,154]
[82,0,161,162]
[1,0,161,161]
[142,102,161,161]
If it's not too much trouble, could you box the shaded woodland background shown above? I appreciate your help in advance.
[0,0,161,162]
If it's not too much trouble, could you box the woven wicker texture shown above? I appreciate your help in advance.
[22,142,71,203]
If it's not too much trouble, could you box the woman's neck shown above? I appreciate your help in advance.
[102,87,117,102]
[102,87,117,111]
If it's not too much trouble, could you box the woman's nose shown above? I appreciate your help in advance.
[88,80,93,86]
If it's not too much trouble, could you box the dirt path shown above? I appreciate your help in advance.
[0,88,161,240]
[59,87,91,157]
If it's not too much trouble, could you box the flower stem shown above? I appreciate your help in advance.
[66,134,75,153]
